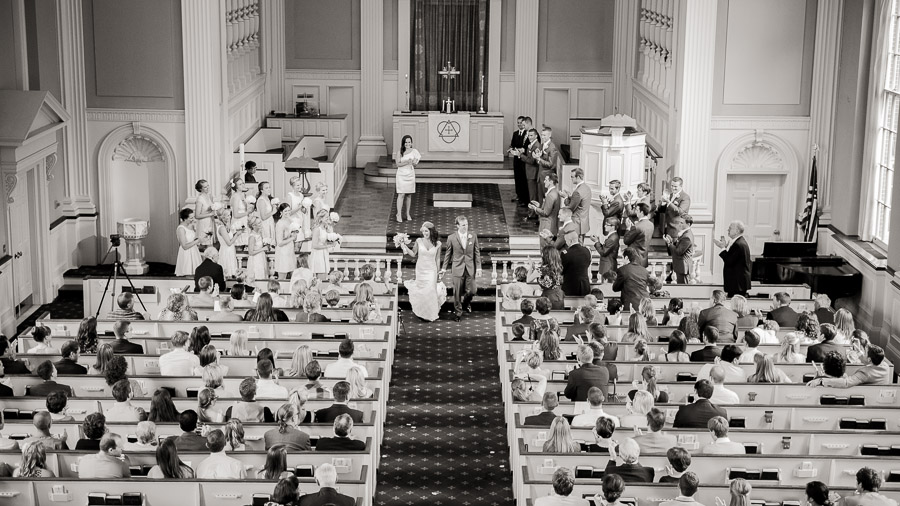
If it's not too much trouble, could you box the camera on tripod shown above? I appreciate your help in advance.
[109,234,121,247]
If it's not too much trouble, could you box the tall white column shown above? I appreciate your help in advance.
[57,0,95,214]
[673,0,717,221]
[357,0,387,166]
[262,0,285,112]
[514,0,539,121]
[613,0,639,113]
[809,0,844,224]
[182,0,227,204]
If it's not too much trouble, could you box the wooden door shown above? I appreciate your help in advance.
[7,178,32,307]
[726,174,784,255]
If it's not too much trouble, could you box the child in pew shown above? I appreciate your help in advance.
[534,467,590,506]
[225,378,275,423]
[513,299,536,328]
[321,269,346,296]
[510,322,529,341]
[657,446,693,483]
[661,298,685,326]
[12,441,53,477]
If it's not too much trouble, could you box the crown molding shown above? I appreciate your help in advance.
[86,109,185,123]
[710,116,811,130]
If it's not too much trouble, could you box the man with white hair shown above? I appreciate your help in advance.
[315,414,366,451]
[604,437,655,482]
[814,293,835,324]
[194,247,226,292]
[713,221,751,297]
[298,462,355,506]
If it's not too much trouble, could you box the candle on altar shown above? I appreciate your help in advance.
[239,143,245,166]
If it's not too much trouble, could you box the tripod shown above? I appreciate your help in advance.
[95,243,148,318]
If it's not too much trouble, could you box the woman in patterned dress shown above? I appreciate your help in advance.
[227,177,249,247]
[194,179,216,246]
[256,182,276,243]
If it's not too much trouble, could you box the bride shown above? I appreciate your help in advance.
[399,222,446,321]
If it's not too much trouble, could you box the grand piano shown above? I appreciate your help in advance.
[751,242,862,302]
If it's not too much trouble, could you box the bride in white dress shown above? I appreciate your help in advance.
[399,222,446,321]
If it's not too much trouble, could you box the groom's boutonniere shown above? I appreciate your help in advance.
[468,234,473,239]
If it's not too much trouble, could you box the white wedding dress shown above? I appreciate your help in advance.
[406,238,445,321]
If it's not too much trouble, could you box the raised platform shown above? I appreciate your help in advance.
[433,193,472,208]
[363,156,514,185]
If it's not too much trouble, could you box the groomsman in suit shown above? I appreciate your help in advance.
[593,217,620,279]
[714,221,752,297]
[519,127,542,214]
[440,216,483,321]
[530,173,561,247]
[659,176,691,237]
[601,180,626,236]
[665,215,695,284]
[554,207,577,251]
[536,126,563,191]
[613,247,651,311]
[507,116,529,206]
[561,168,592,240]
[623,202,654,267]
[624,182,655,224]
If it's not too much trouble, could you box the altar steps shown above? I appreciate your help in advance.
[363,156,514,185]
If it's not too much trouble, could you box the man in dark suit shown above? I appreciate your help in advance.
[612,247,651,312]
[806,324,845,363]
[624,182,656,223]
[110,321,144,355]
[28,361,74,397]
[690,327,722,362]
[314,381,364,423]
[814,294,836,325]
[297,463,357,506]
[767,292,801,328]
[0,335,29,375]
[536,126,564,189]
[508,116,529,205]
[54,340,87,375]
[0,362,13,397]
[554,208,578,251]
[673,379,728,429]
[531,173,561,246]
[194,247,226,292]
[601,180,626,235]
[563,345,609,401]
[523,392,559,426]
[440,215,482,321]
[561,167,591,239]
[561,232,592,297]
[698,290,738,343]
[512,299,535,327]
[564,306,595,341]
[314,414,366,451]
[623,202,654,267]
[665,215,695,284]
[714,221,752,297]
[519,128,542,211]
[170,410,208,451]
[594,217,620,279]
[604,437,655,483]
[659,176,691,237]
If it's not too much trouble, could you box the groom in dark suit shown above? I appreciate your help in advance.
[440,216,482,321]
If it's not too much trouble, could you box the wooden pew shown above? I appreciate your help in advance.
[492,279,811,300]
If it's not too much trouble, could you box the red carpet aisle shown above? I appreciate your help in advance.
[375,310,514,506]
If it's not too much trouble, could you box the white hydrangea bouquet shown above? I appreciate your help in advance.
[290,222,304,242]
[210,202,224,211]
[330,211,341,223]
[271,197,281,206]
[393,233,411,248]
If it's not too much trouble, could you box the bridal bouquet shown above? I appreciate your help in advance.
[330,212,341,223]
[290,222,304,242]
[271,197,281,206]
[393,233,411,248]
[210,202,224,211]
[326,232,342,243]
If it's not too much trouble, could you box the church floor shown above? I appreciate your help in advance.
[376,309,514,506]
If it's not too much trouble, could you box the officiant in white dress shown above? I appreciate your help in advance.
[398,222,446,321]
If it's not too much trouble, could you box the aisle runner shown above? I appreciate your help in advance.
[376,311,514,506]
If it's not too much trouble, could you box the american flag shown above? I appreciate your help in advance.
[796,154,819,242]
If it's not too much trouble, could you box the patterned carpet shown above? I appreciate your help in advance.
[376,310,514,506]
[387,183,508,238]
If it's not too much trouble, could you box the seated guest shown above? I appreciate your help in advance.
[323,289,341,308]
[662,330,690,362]
[23,411,67,450]
[295,291,330,323]
[224,419,246,451]
[542,416,580,453]
[192,275,218,307]
[604,437,654,483]
[105,379,146,422]
[77,433,130,478]
[537,326,562,361]
[0,335,29,374]
[628,366,668,404]
[264,280,289,308]
[148,388,181,423]
[510,322,528,342]
[622,312,650,343]
[639,297,659,326]
[689,327,721,362]
[159,331,200,376]
[585,416,617,454]
[196,429,247,479]
[564,345,609,401]
[264,404,311,451]
[244,293,289,322]
[29,360,73,397]
[678,303,702,341]
[814,294,835,325]
[315,381,363,423]
[797,313,821,342]
[124,421,158,452]
[225,378,274,422]
[316,413,366,451]
[346,367,372,401]
[194,247,226,292]
[658,447,692,483]
[673,379,728,428]
[813,351,848,382]
[198,388,224,423]
[660,472,704,506]
[324,339,367,379]
[170,410,208,452]
[604,298,624,326]
[707,365,740,405]
[586,341,618,383]
[612,247,651,311]
[502,267,534,310]
[698,290,738,343]
[195,344,228,377]
[805,481,834,506]
[46,391,74,422]
[661,297,685,326]
[535,467,589,506]
[158,292,199,320]
[255,359,288,399]
[561,231,592,296]
[297,463,355,506]
[847,330,872,364]
[842,467,898,506]
[834,308,855,344]
[27,326,59,354]
[701,416,746,454]
[620,390,654,428]
[104,355,145,397]
[571,386,620,427]
[738,329,764,364]
[633,408,677,454]
[564,306,595,341]
[767,291,801,328]
[514,299,536,327]
[230,284,254,309]
[731,295,759,328]
[597,474,626,506]
[698,344,747,383]
[110,320,143,354]
[806,324,844,363]
[811,344,890,387]
[13,441,54,477]
[211,295,243,322]
[514,349,550,398]
[590,323,618,360]
[748,355,792,384]
[106,292,145,320]
[148,438,194,479]
[271,475,303,505]
[304,361,331,399]
[524,392,559,426]
[773,332,806,364]
[256,445,292,480]
[189,326,211,356]
[54,340,87,374]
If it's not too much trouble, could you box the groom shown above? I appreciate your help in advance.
[440,215,482,321]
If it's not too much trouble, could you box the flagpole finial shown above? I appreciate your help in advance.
[812,143,819,156]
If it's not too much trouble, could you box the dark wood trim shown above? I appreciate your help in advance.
[0,255,10,268]
[49,213,99,231]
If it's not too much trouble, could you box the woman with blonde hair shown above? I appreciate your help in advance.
[202,364,226,393]
[227,176,249,246]
[628,365,668,403]
[309,209,334,276]
[623,312,650,343]
[273,202,298,279]
[348,365,373,399]
[833,308,854,344]
[731,295,758,327]
[198,388,224,422]
[621,390,655,428]
[542,416,580,453]
[14,441,54,477]
[287,389,312,423]
[89,343,115,376]
[229,329,251,356]
[747,354,792,383]
[538,327,562,361]
[246,218,268,281]
[296,290,330,323]
[510,378,532,402]
[352,282,383,323]
[513,349,550,399]
[286,345,313,377]
[214,209,238,278]
[264,404,311,451]
[158,292,198,321]
[719,477,752,506]
[224,418,246,451]
[772,332,805,364]
[638,298,658,326]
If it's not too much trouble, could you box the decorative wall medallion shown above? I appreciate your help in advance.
[112,135,166,165]
[732,143,783,172]
[4,173,17,203]
[45,153,58,181]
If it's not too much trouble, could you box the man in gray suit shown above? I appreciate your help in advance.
[561,167,591,240]
[536,126,563,192]
[623,202,654,267]
[660,176,692,237]
[530,172,561,247]
[440,216,482,321]
[665,215,695,284]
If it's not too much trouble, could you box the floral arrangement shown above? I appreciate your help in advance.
[301,197,313,210]
[271,197,281,206]
[330,211,341,223]
[245,194,257,204]
[538,229,553,240]
[326,232,342,244]
[210,202,224,211]
[393,233,411,247]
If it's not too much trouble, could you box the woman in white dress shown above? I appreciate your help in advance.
[227,177,249,247]
[175,208,203,276]
[194,179,216,246]
[215,210,238,278]
[246,219,268,281]
[395,135,420,223]
[309,209,332,276]
[398,222,445,321]
[286,176,310,251]
[256,182,276,243]
[311,182,331,216]
[273,203,297,278]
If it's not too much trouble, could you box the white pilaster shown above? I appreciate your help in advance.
[262,0,285,112]
[487,0,501,113]
[182,0,227,204]
[809,0,844,224]
[357,0,387,166]
[673,0,716,220]
[57,0,96,214]
[613,0,639,113]
[514,0,539,121]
